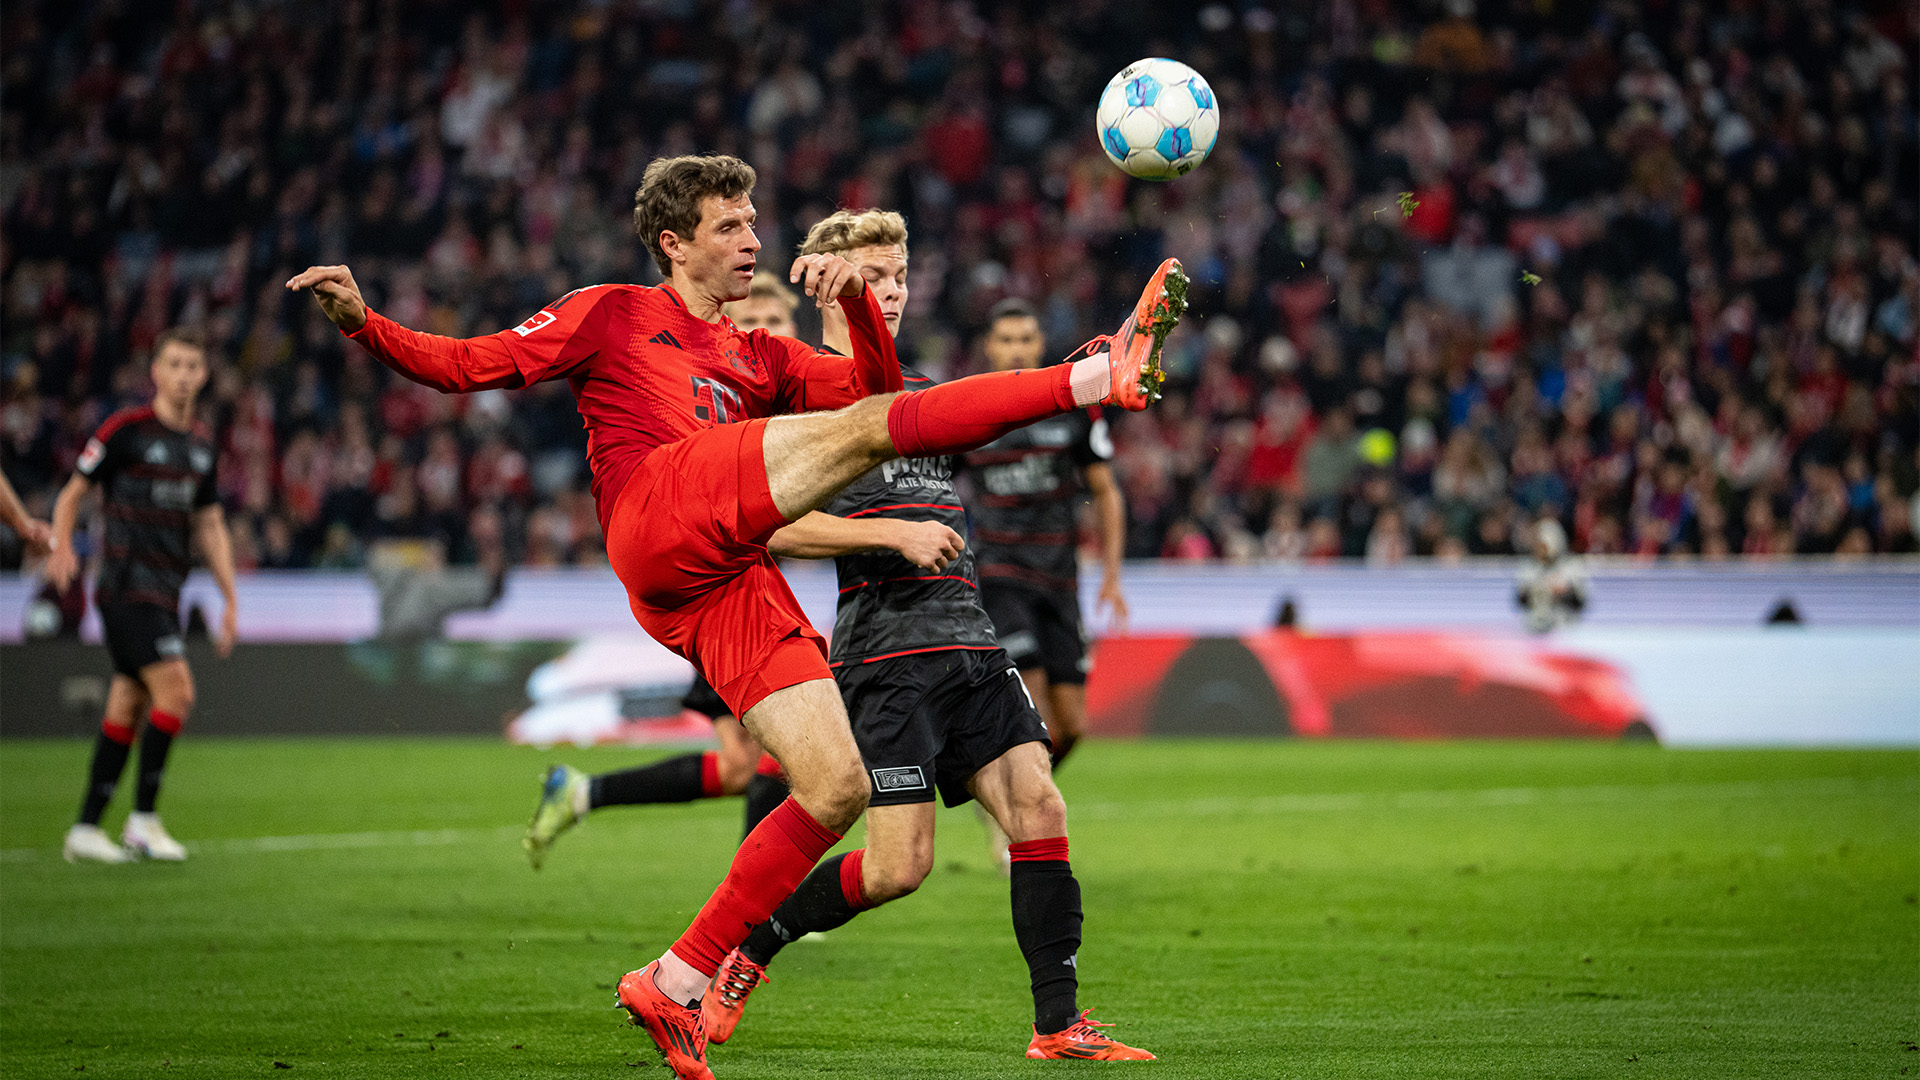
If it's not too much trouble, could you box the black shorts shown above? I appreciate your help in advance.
[981,582,1089,686]
[98,601,185,679]
[834,647,1050,808]
[681,673,730,721]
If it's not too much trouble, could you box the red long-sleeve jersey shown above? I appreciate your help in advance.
[345,283,903,532]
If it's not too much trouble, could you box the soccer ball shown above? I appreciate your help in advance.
[1095,58,1219,181]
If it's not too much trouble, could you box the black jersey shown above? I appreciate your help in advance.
[824,366,999,666]
[960,406,1112,594]
[76,407,218,608]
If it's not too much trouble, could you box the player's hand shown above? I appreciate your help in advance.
[285,265,369,333]
[19,518,53,557]
[891,520,965,573]
[216,604,238,659]
[44,543,78,590]
[789,253,866,308]
[1098,575,1130,635]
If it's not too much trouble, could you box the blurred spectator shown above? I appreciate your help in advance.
[0,0,1913,574]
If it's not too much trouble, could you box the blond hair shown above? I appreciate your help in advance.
[741,271,799,312]
[798,209,909,258]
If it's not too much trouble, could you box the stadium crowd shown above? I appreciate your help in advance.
[2,0,1915,572]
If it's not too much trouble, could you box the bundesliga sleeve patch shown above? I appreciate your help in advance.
[76,438,106,476]
[870,766,927,792]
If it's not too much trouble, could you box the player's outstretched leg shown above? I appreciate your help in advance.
[757,259,1187,526]
[883,257,1186,459]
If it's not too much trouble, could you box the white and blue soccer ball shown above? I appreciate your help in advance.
[1095,58,1219,181]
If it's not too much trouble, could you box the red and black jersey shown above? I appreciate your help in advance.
[76,407,218,608]
[822,364,999,667]
[960,407,1112,595]
[344,283,901,534]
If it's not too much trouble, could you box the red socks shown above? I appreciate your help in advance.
[149,709,184,737]
[670,797,842,975]
[886,366,1076,458]
[838,847,874,911]
[698,751,723,798]
[1009,836,1070,863]
[101,717,136,745]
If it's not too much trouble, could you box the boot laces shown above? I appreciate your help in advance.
[715,956,766,1004]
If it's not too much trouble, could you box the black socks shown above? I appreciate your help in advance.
[134,726,175,813]
[589,752,707,809]
[1011,855,1083,1035]
[740,851,865,966]
[79,728,134,826]
[742,773,790,837]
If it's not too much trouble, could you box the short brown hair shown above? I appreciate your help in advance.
[798,209,909,259]
[632,154,758,276]
[152,327,207,358]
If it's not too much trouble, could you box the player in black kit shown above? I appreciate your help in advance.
[962,300,1131,768]
[45,329,238,863]
[696,210,1152,1062]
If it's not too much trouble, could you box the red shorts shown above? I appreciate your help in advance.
[605,418,831,719]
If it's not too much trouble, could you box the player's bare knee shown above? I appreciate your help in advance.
[799,763,869,830]
[864,852,930,903]
[1007,778,1067,839]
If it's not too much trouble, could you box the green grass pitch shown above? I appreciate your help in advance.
[1,737,1914,1078]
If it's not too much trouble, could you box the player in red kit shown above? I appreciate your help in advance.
[290,154,1185,1078]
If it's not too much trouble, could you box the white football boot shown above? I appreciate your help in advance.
[63,824,131,864]
[122,812,188,861]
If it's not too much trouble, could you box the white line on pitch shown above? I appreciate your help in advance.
[0,825,522,863]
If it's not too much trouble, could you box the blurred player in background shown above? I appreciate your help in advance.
[701,209,1153,1061]
[963,300,1130,771]
[1516,518,1589,633]
[0,470,54,556]
[290,153,1180,1078]
[44,330,239,864]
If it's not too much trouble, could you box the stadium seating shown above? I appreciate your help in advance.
[2,1,1914,571]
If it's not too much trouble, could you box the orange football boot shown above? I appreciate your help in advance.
[701,947,770,1044]
[1102,257,1188,411]
[1025,1009,1158,1061]
[615,962,714,1080]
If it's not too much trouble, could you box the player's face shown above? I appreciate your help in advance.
[679,194,761,301]
[151,343,208,407]
[984,314,1045,371]
[726,296,797,337]
[840,244,909,339]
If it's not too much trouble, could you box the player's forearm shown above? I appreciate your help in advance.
[346,310,526,394]
[0,473,31,535]
[839,289,905,396]
[767,512,898,559]
[1094,486,1126,582]
[197,510,239,603]
[50,477,89,548]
